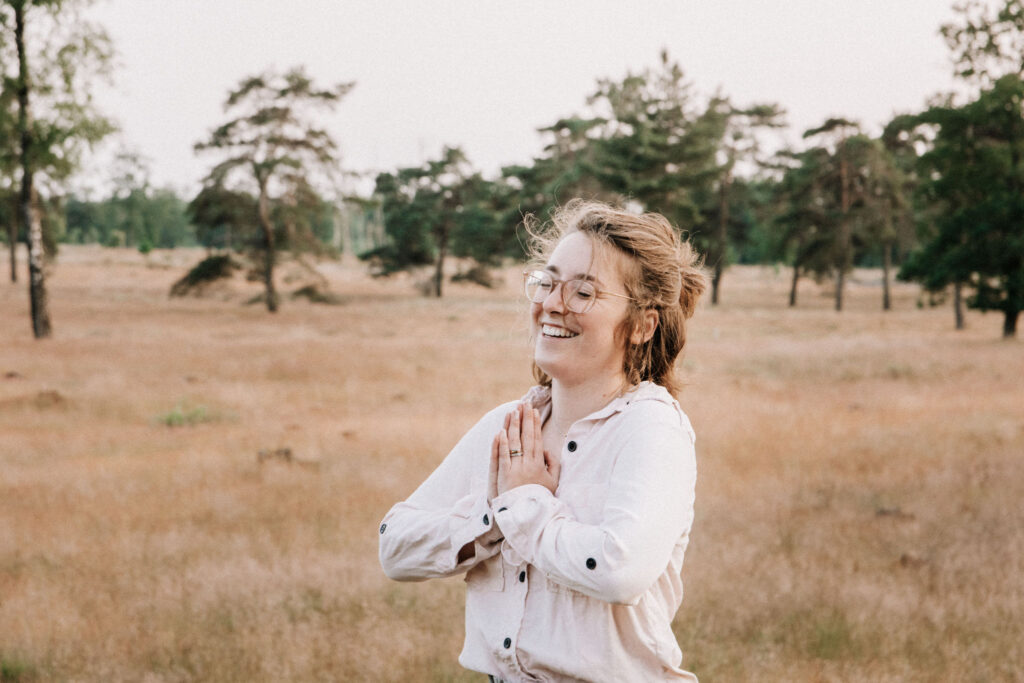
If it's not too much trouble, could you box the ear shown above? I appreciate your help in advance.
[630,309,659,345]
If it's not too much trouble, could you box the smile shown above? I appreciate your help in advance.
[542,324,579,338]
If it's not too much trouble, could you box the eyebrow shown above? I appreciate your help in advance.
[544,264,601,285]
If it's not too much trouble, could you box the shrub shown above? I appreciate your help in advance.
[169,254,242,297]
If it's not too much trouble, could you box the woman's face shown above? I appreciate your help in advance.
[531,231,632,387]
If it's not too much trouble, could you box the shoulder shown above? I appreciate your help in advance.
[616,383,696,447]
[597,388,697,482]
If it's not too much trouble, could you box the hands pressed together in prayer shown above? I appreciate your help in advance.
[489,403,561,500]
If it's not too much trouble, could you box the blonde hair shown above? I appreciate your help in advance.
[526,200,706,398]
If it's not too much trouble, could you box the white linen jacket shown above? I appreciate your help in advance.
[378,381,698,682]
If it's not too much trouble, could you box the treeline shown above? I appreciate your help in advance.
[1,180,372,253]
[3,0,1023,336]
[362,2,1024,336]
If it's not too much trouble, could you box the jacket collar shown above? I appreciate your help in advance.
[521,381,677,425]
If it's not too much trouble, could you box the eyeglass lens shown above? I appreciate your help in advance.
[525,271,596,313]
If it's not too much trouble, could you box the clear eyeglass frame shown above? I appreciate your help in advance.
[522,269,634,314]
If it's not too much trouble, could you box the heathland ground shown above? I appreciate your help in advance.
[1,246,1021,681]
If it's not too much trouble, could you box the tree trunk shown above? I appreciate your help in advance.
[954,281,965,330]
[882,243,892,311]
[711,262,723,306]
[835,266,845,312]
[257,182,278,312]
[835,139,850,313]
[712,174,730,306]
[7,219,16,283]
[433,221,449,298]
[1004,309,1019,338]
[789,264,799,307]
[16,3,51,338]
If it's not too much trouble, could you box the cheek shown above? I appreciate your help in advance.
[609,315,634,352]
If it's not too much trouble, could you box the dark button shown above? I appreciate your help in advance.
[586,557,597,570]
[519,571,526,583]
[503,637,512,649]
[379,523,387,535]
[567,440,577,452]
[498,507,507,512]
[482,514,489,526]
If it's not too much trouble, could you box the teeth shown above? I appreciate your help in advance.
[542,324,578,338]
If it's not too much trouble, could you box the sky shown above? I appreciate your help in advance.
[81,0,964,197]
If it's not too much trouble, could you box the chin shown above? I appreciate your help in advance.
[532,352,563,381]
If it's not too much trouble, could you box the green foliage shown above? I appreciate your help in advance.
[501,51,784,305]
[898,75,1024,336]
[763,118,912,309]
[367,146,515,294]
[187,183,257,251]
[271,176,336,256]
[0,0,116,187]
[0,652,38,682]
[587,51,722,230]
[63,189,194,247]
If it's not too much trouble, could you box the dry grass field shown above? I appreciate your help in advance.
[1,245,1022,682]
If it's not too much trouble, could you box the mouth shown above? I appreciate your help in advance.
[541,324,579,339]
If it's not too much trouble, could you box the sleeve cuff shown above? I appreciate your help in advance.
[452,493,504,569]
[491,484,560,564]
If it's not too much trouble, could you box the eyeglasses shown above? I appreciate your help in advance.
[523,269,634,314]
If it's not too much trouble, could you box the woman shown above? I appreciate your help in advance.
[379,200,706,682]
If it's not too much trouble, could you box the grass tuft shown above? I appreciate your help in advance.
[0,654,37,683]
[153,401,221,427]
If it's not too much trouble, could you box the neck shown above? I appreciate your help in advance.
[547,372,628,436]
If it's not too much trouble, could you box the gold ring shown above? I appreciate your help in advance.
[509,449,522,457]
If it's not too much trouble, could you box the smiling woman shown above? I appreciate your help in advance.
[379,200,707,682]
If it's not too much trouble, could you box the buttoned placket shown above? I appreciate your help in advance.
[492,504,532,679]
[490,422,586,681]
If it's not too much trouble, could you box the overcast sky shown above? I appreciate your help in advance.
[83,0,962,197]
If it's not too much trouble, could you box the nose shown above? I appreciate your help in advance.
[542,281,566,313]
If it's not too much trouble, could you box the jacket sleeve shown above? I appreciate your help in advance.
[491,403,696,605]
[378,403,514,582]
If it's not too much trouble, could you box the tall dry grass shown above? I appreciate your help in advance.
[1,246,1021,682]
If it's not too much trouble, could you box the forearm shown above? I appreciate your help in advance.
[379,491,503,581]
[492,441,693,605]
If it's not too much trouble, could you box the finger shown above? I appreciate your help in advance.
[498,429,512,471]
[503,410,511,431]
[489,434,499,483]
[533,408,543,454]
[522,404,536,461]
[507,405,522,457]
